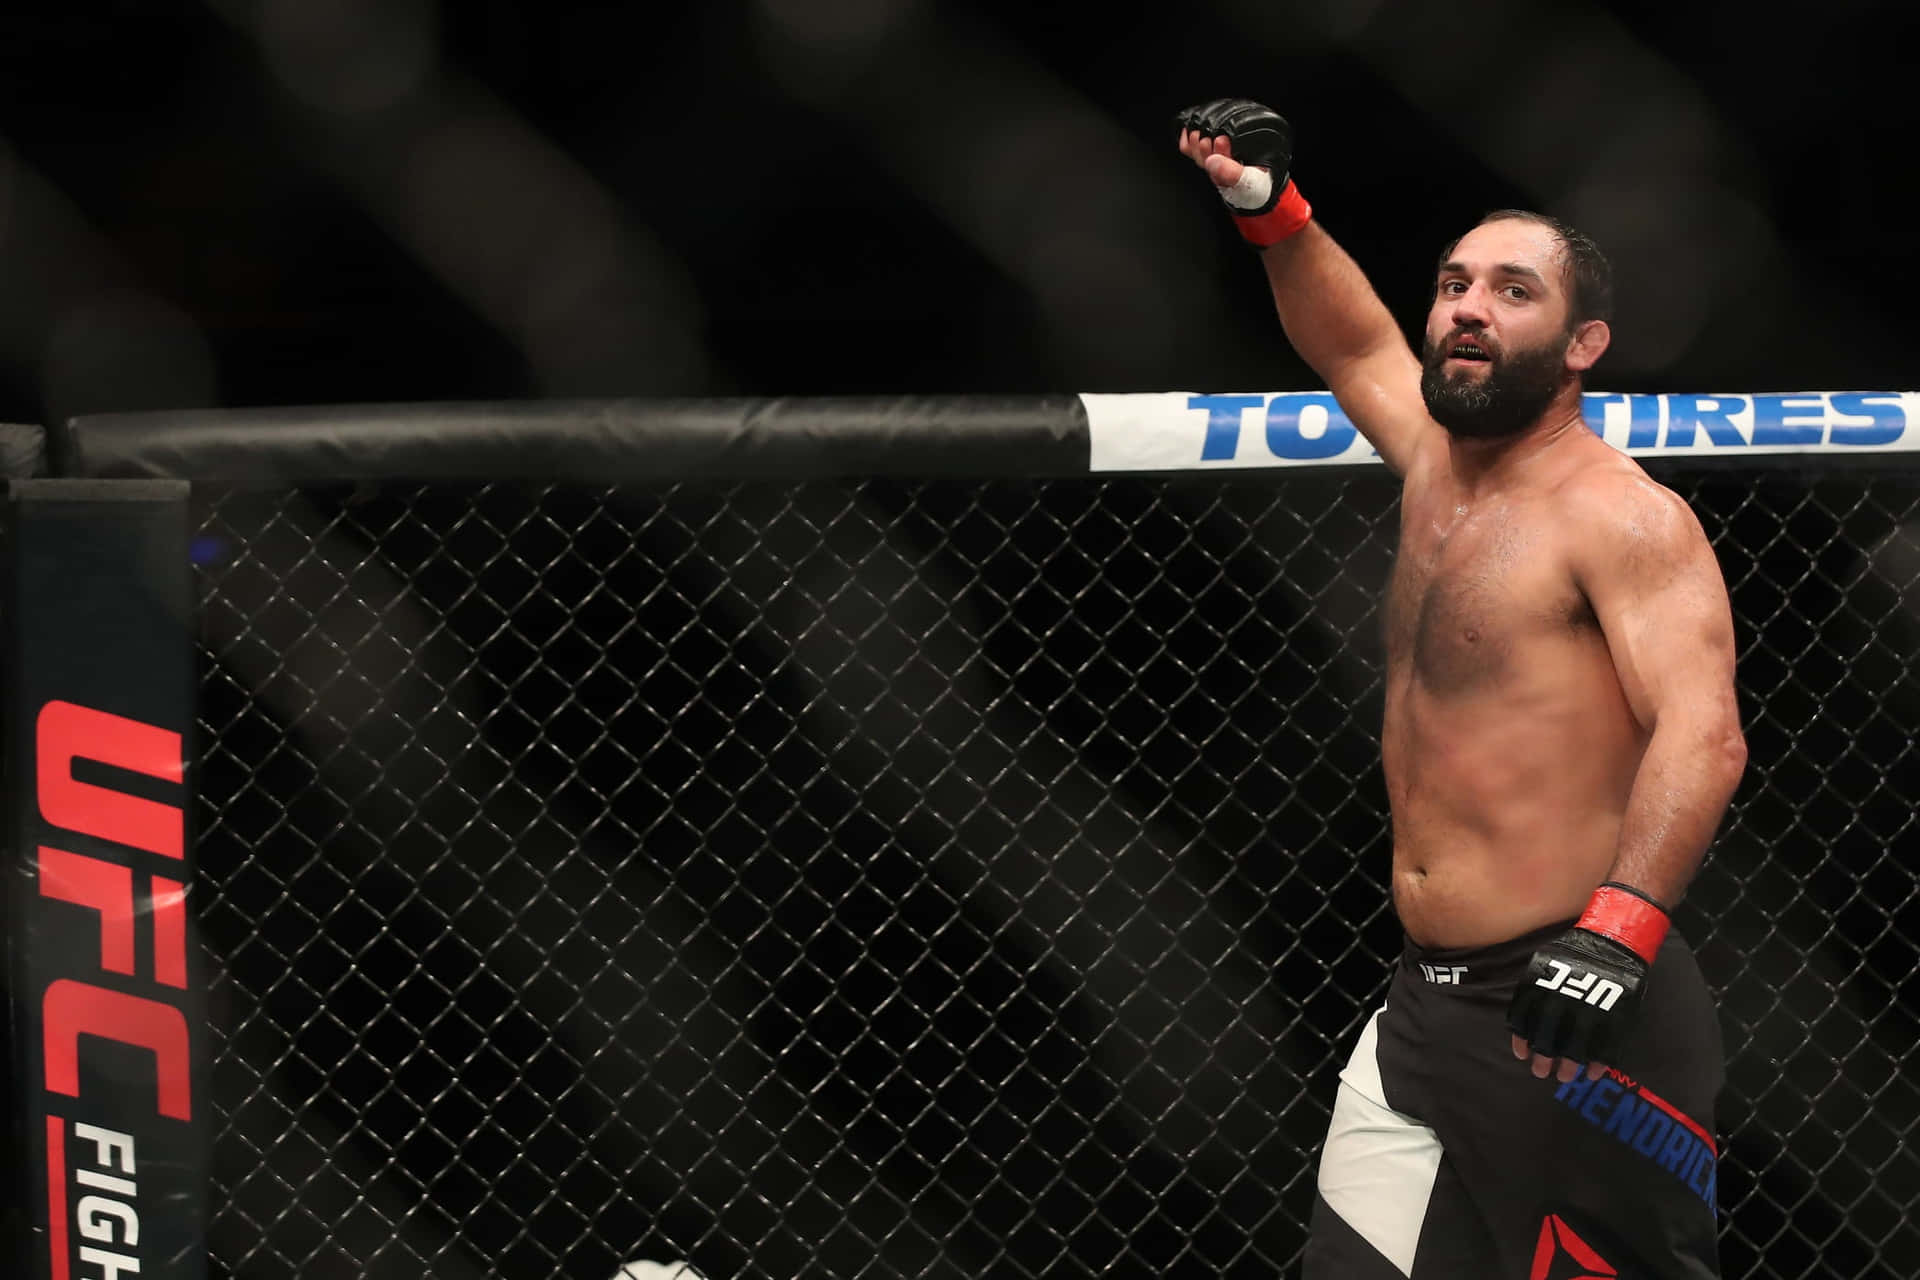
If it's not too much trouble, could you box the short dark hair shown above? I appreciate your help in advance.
[1438,210,1613,330]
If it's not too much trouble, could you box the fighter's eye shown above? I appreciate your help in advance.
[1502,285,1529,300]
[1439,280,1466,295]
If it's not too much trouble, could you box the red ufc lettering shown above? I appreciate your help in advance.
[37,701,184,859]
[151,876,188,989]
[38,848,136,976]
[37,849,188,990]
[42,980,192,1121]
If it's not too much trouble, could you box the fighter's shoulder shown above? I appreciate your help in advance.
[1552,454,1708,566]
[1555,451,1692,522]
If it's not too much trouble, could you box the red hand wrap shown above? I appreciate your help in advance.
[1576,883,1670,965]
[1235,180,1313,247]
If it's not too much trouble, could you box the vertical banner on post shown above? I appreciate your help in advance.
[4,480,202,1280]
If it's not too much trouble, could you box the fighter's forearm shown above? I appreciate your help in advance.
[1258,221,1410,384]
[1604,715,1748,908]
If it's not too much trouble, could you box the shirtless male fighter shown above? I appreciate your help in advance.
[1175,99,1747,1277]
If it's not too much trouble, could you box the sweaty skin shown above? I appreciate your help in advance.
[1175,133,1746,1062]
[1385,422,1662,947]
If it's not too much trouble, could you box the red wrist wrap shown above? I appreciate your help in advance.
[1577,884,1670,965]
[1235,180,1313,247]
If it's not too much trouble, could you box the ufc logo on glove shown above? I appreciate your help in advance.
[1533,959,1626,1011]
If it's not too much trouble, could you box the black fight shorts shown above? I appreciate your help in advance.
[1302,920,1724,1279]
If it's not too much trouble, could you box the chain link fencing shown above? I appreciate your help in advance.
[189,470,1920,1279]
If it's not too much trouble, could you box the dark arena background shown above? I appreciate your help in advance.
[3,4,1920,1280]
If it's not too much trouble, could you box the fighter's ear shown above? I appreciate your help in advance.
[1565,319,1610,373]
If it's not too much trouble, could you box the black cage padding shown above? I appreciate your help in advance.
[60,398,1092,488]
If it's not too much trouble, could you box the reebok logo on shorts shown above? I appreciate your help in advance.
[1553,1069,1717,1210]
[1530,1213,1616,1279]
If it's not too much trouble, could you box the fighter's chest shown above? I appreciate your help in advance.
[1385,500,1586,695]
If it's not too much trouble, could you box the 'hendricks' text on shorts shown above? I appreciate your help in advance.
[1553,1071,1717,1210]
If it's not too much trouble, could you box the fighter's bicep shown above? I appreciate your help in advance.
[1574,485,1737,730]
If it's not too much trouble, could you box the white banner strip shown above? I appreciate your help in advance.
[1080,391,1920,472]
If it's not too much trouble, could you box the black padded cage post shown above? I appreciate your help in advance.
[3,477,204,1280]
[42,395,1920,1280]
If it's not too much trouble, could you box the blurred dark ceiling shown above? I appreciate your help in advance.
[1,0,1916,427]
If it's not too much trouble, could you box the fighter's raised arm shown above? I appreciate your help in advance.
[1176,99,1432,476]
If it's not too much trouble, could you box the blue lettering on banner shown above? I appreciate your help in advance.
[1184,393,1361,462]
[1552,1072,1716,1211]
[1829,393,1904,445]
[1264,392,1355,459]
[1169,391,1913,464]
[1578,391,1913,451]
[1750,395,1826,446]
[1186,395,1266,461]
[1581,393,1663,448]
[1662,395,1747,448]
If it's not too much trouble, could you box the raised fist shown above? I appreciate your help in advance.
[1174,99,1311,246]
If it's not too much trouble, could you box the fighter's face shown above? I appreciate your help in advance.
[1421,220,1576,440]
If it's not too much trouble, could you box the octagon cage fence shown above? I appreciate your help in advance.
[2,393,1917,1280]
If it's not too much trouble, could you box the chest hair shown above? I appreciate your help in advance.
[1385,513,1593,697]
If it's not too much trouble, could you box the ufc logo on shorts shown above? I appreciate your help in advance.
[1419,963,1467,985]
[1534,960,1624,1010]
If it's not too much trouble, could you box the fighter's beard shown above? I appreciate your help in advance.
[1420,331,1571,440]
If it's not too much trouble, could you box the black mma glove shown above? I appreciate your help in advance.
[1506,882,1670,1074]
[1175,98,1313,246]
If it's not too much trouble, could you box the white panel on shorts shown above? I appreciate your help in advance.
[1318,1008,1443,1277]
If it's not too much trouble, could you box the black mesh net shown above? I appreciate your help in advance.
[191,472,1920,1279]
